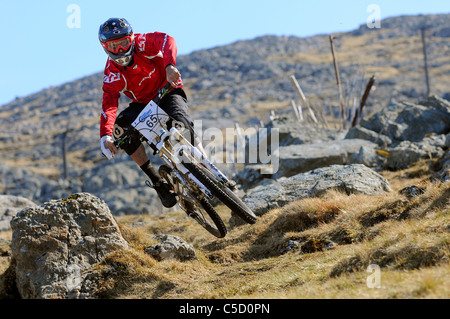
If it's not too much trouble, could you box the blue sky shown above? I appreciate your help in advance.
[1,0,448,106]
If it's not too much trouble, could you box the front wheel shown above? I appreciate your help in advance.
[184,162,257,225]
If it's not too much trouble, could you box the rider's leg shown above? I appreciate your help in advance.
[159,88,207,156]
[130,144,148,167]
[114,106,177,208]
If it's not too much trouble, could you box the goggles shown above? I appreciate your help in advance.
[102,35,134,54]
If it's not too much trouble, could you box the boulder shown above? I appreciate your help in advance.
[356,96,450,145]
[10,193,128,299]
[234,139,380,189]
[273,139,379,179]
[345,126,392,147]
[241,164,391,216]
[432,150,450,182]
[350,145,387,168]
[144,234,196,262]
[267,117,347,146]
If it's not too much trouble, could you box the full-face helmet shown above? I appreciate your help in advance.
[99,18,134,66]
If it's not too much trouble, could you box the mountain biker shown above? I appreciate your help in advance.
[98,17,194,208]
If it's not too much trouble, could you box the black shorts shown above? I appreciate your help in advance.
[113,88,195,155]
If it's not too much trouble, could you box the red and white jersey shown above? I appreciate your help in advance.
[100,32,181,137]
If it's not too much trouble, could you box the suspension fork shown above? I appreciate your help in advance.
[152,138,213,199]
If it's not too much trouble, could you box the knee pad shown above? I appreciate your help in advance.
[113,123,142,156]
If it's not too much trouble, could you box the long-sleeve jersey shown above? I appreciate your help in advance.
[100,32,180,137]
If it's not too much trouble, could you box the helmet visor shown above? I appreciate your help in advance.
[102,35,134,54]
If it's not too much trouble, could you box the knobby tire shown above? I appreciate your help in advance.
[159,165,227,238]
[184,162,257,225]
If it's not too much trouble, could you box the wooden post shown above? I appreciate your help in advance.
[291,100,303,121]
[329,35,345,129]
[420,27,431,97]
[61,132,68,179]
[352,75,376,127]
[289,75,318,124]
[269,110,276,121]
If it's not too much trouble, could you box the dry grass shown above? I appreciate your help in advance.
[90,161,449,299]
[0,162,448,299]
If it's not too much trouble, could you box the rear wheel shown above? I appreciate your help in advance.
[159,165,227,238]
[184,162,257,224]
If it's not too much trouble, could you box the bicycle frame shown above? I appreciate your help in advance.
[127,89,233,205]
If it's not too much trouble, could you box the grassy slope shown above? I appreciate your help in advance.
[0,162,448,299]
[92,159,449,299]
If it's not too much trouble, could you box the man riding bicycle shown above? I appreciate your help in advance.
[99,17,194,208]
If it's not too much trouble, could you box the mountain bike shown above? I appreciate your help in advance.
[114,83,257,238]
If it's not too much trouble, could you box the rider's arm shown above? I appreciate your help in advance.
[100,63,122,158]
[100,88,120,137]
[100,84,120,159]
[143,32,178,69]
[100,64,122,137]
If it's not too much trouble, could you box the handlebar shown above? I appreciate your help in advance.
[154,82,174,104]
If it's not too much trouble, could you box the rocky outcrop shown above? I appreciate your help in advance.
[267,118,347,146]
[346,95,450,171]
[346,95,450,146]
[82,159,164,215]
[240,164,391,217]
[386,134,447,170]
[9,193,128,299]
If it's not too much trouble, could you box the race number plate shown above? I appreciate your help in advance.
[132,100,170,144]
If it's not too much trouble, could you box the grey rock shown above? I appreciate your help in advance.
[432,150,450,182]
[273,139,379,179]
[268,117,347,146]
[235,139,380,189]
[242,164,391,216]
[345,125,392,147]
[144,234,196,262]
[10,193,128,299]
[358,96,450,144]
[350,145,386,168]
[386,134,446,170]
[82,159,164,215]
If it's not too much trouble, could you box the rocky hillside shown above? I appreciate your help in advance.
[0,13,449,300]
[0,13,449,217]
[1,161,448,299]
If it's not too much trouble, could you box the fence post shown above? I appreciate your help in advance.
[289,75,318,124]
[329,35,345,129]
[420,27,431,97]
[352,75,376,127]
[291,100,303,121]
[61,131,68,179]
